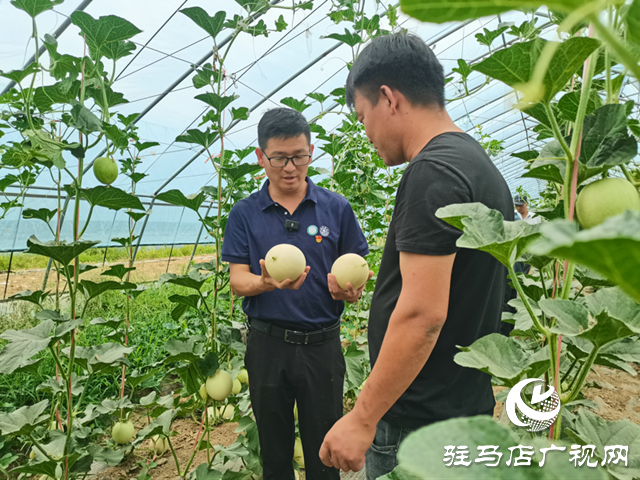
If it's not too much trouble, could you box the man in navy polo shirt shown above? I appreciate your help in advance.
[221,107,370,480]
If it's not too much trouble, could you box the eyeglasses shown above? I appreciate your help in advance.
[263,153,312,168]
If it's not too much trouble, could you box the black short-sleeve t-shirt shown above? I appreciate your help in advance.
[368,131,514,428]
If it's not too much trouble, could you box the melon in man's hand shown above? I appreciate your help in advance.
[93,157,119,185]
[265,244,306,282]
[331,253,369,290]
[576,178,640,229]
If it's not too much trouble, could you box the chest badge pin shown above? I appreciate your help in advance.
[307,225,318,236]
[315,235,322,243]
[319,225,330,237]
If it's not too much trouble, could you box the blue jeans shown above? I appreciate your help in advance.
[365,419,416,480]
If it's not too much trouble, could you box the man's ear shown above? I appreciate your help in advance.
[256,147,265,168]
[309,144,315,157]
[379,85,399,113]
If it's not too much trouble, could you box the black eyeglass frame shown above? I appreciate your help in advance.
[262,153,313,168]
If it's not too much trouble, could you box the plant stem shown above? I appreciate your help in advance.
[507,263,549,337]
[167,437,182,476]
[28,434,53,460]
[560,262,576,300]
[543,102,572,162]
[589,13,640,82]
[564,346,600,404]
[560,356,579,386]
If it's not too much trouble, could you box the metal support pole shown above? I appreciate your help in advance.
[166,245,174,273]
[3,252,14,300]
[102,247,108,267]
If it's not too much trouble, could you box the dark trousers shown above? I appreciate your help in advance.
[245,327,345,480]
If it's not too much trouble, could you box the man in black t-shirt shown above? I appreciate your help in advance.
[319,33,513,478]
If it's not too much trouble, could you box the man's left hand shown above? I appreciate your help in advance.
[327,271,373,303]
[319,409,376,472]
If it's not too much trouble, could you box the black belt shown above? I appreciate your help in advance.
[248,318,340,344]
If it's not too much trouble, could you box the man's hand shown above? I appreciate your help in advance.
[319,408,375,472]
[327,271,374,303]
[257,259,310,291]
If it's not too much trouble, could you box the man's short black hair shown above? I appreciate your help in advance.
[257,108,311,151]
[346,33,445,110]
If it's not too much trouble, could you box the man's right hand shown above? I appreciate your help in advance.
[257,259,310,292]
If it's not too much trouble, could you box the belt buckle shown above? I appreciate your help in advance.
[284,329,309,345]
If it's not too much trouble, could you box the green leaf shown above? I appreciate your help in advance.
[175,129,218,149]
[231,107,249,122]
[435,202,542,267]
[10,0,63,17]
[181,7,226,38]
[192,64,219,89]
[0,400,49,436]
[87,445,124,467]
[557,89,602,123]
[70,102,104,134]
[472,37,600,104]
[452,59,473,82]
[101,264,135,280]
[579,104,638,168]
[0,321,54,374]
[156,189,206,212]
[85,84,128,110]
[344,342,366,390]
[9,289,50,307]
[90,316,126,331]
[71,343,132,374]
[101,40,136,61]
[43,35,82,80]
[324,29,361,47]
[275,14,288,31]
[235,0,270,14]
[70,11,141,57]
[400,0,589,24]
[221,163,263,182]
[475,26,508,48]
[35,309,68,323]
[522,159,565,184]
[195,92,238,112]
[59,263,98,279]
[627,0,640,45]
[165,336,206,364]
[168,294,201,321]
[96,396,135,415]
[567,409,640,479]
[26,236,100,266]
[511,150,539,161]
[539,298,589,336]
[79,279,136,303]
[574,266,615,288]
[0,62,39,85]
[530,212,640,302]
[79,186,144,211]
[454,333,547,387]
[197,352,220,378]
[389,415,607,479]
[22,207,57,224]
[160,270,210,291]
[34,81,81,111]
[534,201,565,221]
[193,464,223,480]
[280,96,311,112]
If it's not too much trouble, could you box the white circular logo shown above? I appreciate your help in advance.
[307,225,318,235]
[505,378,561,432]
[319,225,330,237]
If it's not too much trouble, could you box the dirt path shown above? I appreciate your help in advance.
[0,254,216,299]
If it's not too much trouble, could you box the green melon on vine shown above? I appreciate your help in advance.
[93,157,119,185]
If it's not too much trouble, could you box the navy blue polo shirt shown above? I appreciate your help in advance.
[221,177,369,331]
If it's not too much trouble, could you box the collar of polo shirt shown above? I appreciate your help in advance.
[258,177,319,211]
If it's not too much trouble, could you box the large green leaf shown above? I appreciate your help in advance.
[435,202,542,267]
[567,409,640,480]
[574,265,615,288]
[101,40,136,61]
[522,159,565,184]
[168,294,201,321]
[0,400,49,436]
[181,7,226,38]
[155,190,206,212]
[344,342,366,390]
[101,264,135,280]
[25,236,100,266]
[133,410,176,445]
[557,89,602,123]
[9,289,50,307]
[579,104,638,168]
[540,298,590,336]
[454,333,548,387]
[221,163,263,182]
[33,80,81,111]
[77,186,144,211]
[10,0,63,17]
[70,343,133,374]
[195,93,237,112]
[530,212,640,302]
[79,280,136,303]
[22,207,57,224]
[385,415,607,479]
[70,102,104,134]
[472,38,600,103]
[0,62,39,84]
[176,129,218,148]
[0,321,54,374]
[70,11,141,56]
[400,0,587,23]
[165,336,206,364]
[160,270,210,291]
